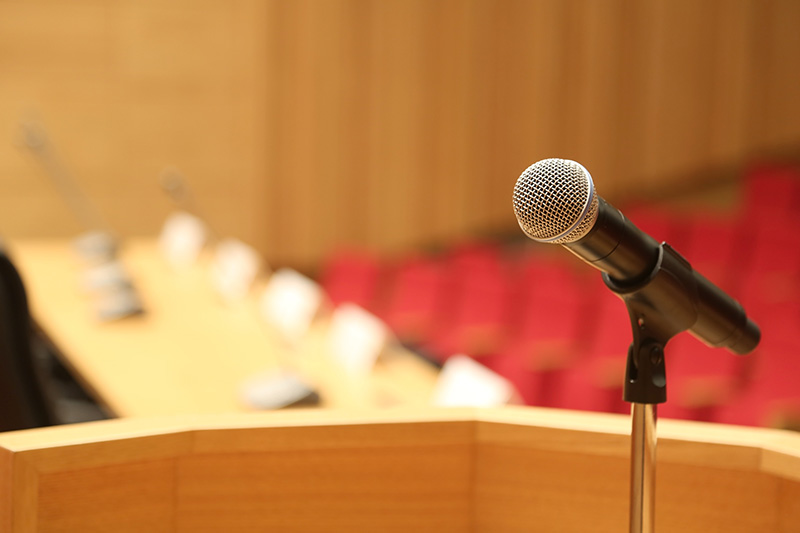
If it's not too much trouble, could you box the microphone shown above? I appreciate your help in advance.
[512,158,760,355]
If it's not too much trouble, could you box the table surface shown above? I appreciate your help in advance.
[8,238,439,418]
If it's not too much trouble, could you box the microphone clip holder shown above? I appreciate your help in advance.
[602,242,699,405]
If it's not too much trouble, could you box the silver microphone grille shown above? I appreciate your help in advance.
[512,158,599,244]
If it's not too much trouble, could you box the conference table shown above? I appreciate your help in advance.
[8,238,439,418]
[6,241,800,532]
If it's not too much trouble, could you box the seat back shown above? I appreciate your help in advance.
[0,249,58,432]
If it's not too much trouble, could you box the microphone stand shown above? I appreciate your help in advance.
[19,120,115,241]
[629,402,657,532]
[602,243,701,533]
[622,333,665,533]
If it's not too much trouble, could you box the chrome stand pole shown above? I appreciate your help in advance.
[629,403,657,533]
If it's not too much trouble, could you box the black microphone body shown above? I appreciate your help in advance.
[564,197,659,284]
[569,197,759,354]
[513,159,760,356]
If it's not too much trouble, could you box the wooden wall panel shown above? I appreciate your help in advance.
[612,0,658,195]
[265,0,328,262]
[708,0,754,168]
[639,1,718,187]
[488,0,566,231]
[0,0,268,245]
[416,0,483,243]
[259,0,800,267]
[572,0,625,194]
[1,1,799,268]
[749,0,800,154]
[364,0,428,252]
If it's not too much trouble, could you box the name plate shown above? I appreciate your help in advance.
[327,303,388,376]
[432,355,516,407]
[159,211,207,269]
[211,238,262,303]
[260,268,323,343]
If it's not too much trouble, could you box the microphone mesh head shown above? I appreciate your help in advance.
[512,158,599,244]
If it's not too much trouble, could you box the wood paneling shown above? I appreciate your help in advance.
[1,408,799,531]
[0,0,268,246]
[0,1,799,268]
[260,0,800,266]
[475,444,630,530]
[0,446,11,532]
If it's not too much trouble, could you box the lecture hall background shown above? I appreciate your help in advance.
[1,0,800,428]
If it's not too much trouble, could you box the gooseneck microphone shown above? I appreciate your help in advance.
[513,158,760,355]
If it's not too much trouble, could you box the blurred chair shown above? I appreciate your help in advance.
[319,249,383,311]
[0,247,107,432]
[0,247,60,432]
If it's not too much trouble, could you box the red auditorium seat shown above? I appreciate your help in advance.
[715,316,800,428]
[318,250,382,311]
[319,162,800,427]
[742,161,800,218]
[424,243,512,361]
[554,283,629,415]
[492,253,589,406]
[381,255,444,346]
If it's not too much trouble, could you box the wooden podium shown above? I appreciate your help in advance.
[1,407,799,532]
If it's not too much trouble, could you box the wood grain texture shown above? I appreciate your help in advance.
[2,414,476,532]
[37,459,176,532]
[475,444,630,531]
[0,0,268,247]
[778,478,800,533]
[0,447,11,532]
[176,444,470,531]
[1,1,799,269]
[657,464,778,532]
[748,0,800,153]
[0,408,799,532]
